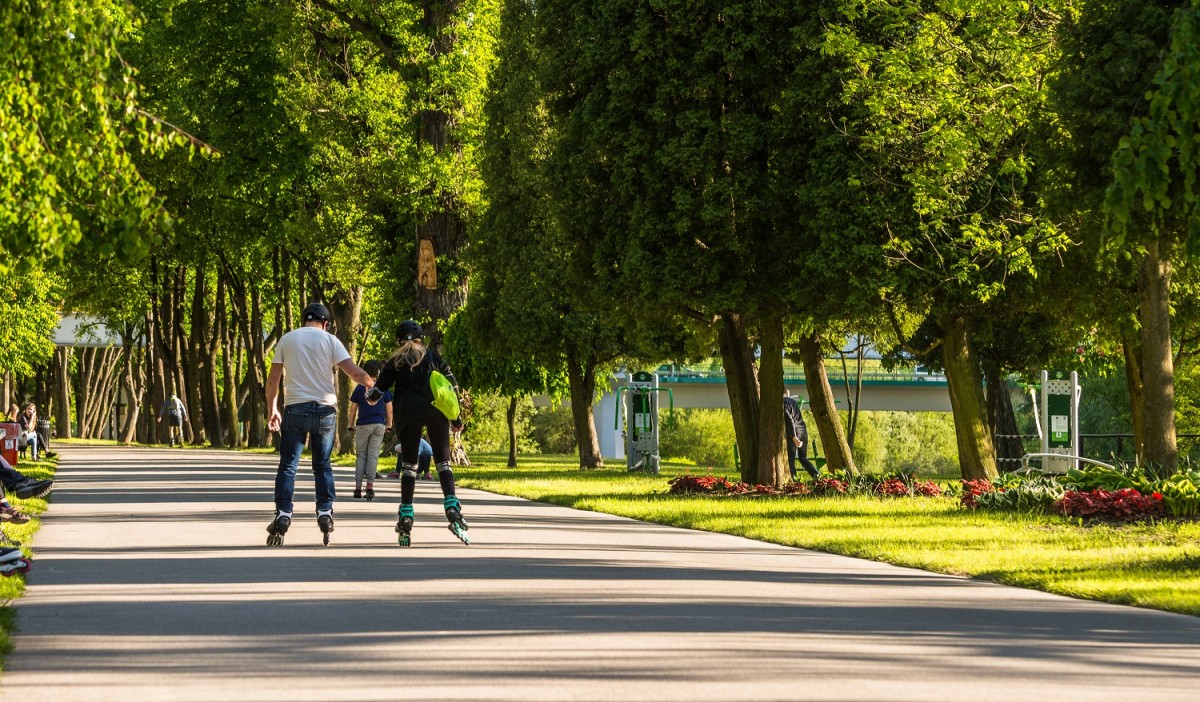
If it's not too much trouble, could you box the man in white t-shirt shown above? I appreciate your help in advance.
[264,302,374,546]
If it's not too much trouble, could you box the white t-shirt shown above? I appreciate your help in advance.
[272,326,351,407]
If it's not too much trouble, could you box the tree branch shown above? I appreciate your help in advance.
[310,0,404,73]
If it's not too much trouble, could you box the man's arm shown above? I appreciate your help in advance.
[385,400,393,429]
[337,359,374,388]
[266,363,284,432]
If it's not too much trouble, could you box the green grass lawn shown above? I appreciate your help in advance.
[450,453,1200,617]
[0,454,55,665]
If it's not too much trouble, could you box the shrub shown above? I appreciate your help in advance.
[667,475,752,495]
[874,478,910,496]
[462,392,537,454]
[658,409,736,468]
[1156,472,1200,518]
[810,477,849,495]
[528,402,576,454]
[974,476,1065,512]
[853,411,959,474]
[960,479,994,509]
[1054,488,1166,522]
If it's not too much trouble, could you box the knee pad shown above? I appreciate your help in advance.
[401,463,419,479]
[436,461,452,474]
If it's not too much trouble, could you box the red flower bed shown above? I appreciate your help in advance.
[810,478,849,495]
[874,478,910,496]
[667,475,749,495]
[668,475,940,499]
[960,479,994,509]
[1054,488,1165,522]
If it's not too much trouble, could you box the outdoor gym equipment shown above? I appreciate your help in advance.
[614,371,674,475]
[1029,369,1081,473]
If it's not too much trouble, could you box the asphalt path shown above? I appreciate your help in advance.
[2,445,1199,701]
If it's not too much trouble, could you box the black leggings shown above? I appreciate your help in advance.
[397,408,450,466]
[396,408,455,508]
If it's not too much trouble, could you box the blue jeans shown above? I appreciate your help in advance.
[275,402,337,514]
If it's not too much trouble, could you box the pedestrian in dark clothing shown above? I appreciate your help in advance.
[368,319,468,545]
[157,394,188,447]
[784,390,820,480]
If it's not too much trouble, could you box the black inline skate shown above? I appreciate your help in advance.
[353,486,362,499]
[364,483,375,501]
[444,495,469,545]
[317,511,334,546]
[0,531,30,577]
[396,504,414,547]
[266,511,291,547]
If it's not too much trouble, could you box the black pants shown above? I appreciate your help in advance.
[788,437,819,479]
[395,407,455,508]
[397,408,451,467]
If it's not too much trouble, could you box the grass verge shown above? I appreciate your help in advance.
[452,453,1200,617]
[0,453,56,670]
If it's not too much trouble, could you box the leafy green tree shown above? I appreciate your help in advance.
[0,269,61,380]
[444,309,562,466]
[1,0,191,272]
[538,1,818,485]
[301,0,500,343]
[472,0,641,469]
[820,0,1069,479]
[1102,1,1200,470]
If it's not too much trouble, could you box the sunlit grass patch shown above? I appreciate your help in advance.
[0,454,55,671]
[454,453,1200,615]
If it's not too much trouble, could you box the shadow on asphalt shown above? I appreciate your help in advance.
[31,445,1200,686]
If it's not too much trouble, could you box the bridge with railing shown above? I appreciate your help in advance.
[646,366,952,412]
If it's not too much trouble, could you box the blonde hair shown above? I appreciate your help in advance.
[390,339,426,370]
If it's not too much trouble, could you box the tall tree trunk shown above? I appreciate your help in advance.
[940,314,998,480]
[119,326,143,444]
[413,1,469,347]
[329,285,364,456]
[218,275,241,448]
[73,348,87,439]
[246,282,268,447]
[171,267,192,443]
[565,348,603,469]
[796,333,857,475]
[1122,337,1145,463]
[506,395,519,467]
[984,363,1023,472]
[193,264,224,448]
[149,262,169,444]
[54,346,73,439]
[716,313,760,483]
[755,312,789,486]
[1139,239,1177,471]
[186,264,208,444]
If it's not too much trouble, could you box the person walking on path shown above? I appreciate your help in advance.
[157,394,188,447]
[784,390,820,480]
[367,320,468,546]
[264,302,374,546]
[348,360,392,501]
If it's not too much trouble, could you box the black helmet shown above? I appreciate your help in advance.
[396,319,424,341]
[302,302,331,323]
[362,359,382,377]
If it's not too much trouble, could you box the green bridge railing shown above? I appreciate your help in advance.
[653,365,948,387]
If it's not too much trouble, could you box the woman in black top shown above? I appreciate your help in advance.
[369,320,468,545]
